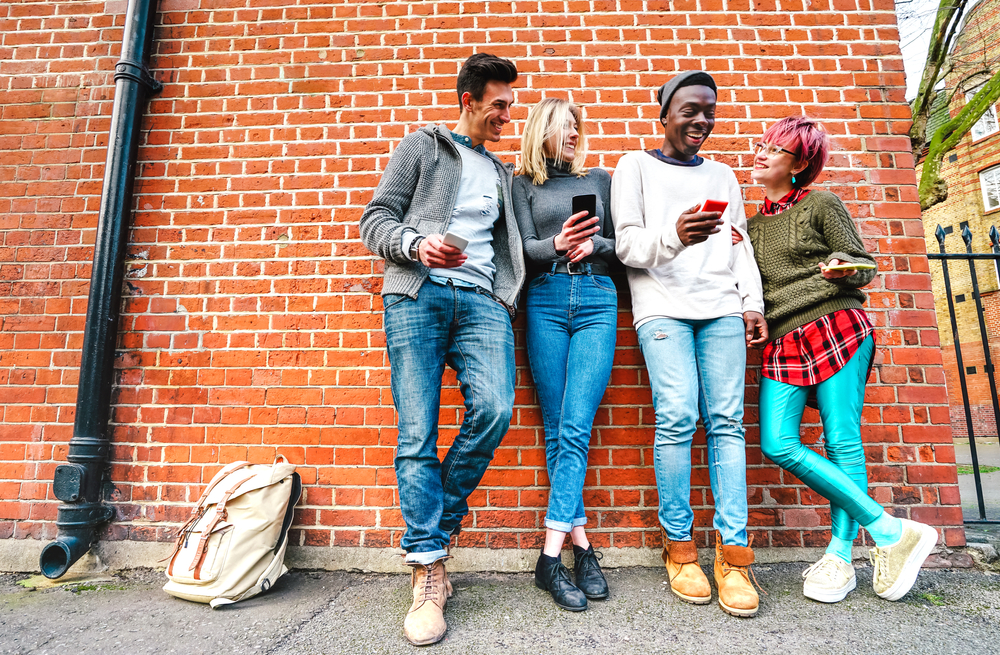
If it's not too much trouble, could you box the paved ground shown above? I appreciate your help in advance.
[2,561,999,655]
[955,438,1000,521]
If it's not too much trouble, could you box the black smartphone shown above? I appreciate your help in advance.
[572,194,597,225]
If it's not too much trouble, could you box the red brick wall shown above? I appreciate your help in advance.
[0,0,965,553]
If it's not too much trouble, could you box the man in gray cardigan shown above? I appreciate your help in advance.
[360,53,524,646]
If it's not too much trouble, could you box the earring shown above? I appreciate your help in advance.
[792,175,797,185]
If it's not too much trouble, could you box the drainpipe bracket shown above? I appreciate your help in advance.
[114,59,163,94]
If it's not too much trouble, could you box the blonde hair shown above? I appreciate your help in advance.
[517,98,587,185]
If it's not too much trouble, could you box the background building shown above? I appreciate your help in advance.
[919,0,1000,441]
[0,0,964,570]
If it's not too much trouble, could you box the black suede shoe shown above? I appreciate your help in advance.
[534,553,588,611]
[573,545,609,600]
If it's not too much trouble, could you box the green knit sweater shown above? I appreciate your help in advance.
[747,190,877,341]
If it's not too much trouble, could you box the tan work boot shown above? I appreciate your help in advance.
[661,528,711,604]
[713,531,759,617]
[403,558,450,645]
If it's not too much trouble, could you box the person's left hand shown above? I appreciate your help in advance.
[743,311,768,348]
[731,226,743,245]
[818,258,855,279]
[568,238,594,263]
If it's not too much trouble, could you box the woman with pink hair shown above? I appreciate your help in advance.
[746,116,938,605]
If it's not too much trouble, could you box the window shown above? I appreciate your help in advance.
[968,89,1000,141]
[982,166,1000,211]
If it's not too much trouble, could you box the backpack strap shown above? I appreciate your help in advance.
[188,471,256,574]
[193,461,251,511]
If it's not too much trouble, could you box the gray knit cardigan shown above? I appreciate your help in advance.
[359,124,526,315]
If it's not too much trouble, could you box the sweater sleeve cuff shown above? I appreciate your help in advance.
[661,219,685,255]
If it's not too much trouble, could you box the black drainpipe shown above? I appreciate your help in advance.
[40,0,162,579]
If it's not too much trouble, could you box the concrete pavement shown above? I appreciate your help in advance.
[2,560,999,655]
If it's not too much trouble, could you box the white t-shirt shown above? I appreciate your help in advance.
[610,151,764,327]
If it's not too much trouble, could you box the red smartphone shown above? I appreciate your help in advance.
[700,199,729,214]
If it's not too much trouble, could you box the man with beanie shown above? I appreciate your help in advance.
[610,71,767,617]
[360,53,524,645]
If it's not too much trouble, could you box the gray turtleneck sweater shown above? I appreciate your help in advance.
[511,162,616,273]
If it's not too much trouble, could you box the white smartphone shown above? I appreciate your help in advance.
[822,262,876,271]
[442,232,469,253]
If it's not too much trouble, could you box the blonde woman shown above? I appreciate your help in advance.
[511,98,618,611]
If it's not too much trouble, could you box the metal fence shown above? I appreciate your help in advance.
[929,224,1000,524]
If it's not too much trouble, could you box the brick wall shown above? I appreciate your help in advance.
[0,0,965,556]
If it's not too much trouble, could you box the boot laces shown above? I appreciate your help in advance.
[720,553,765,595]
[421,564,439,602]
[578,548,603,573]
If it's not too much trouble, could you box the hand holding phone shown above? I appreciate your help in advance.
[676,202,726,246]
[819,259,875,280]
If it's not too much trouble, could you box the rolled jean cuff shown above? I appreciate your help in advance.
[404,548,449,565]
[544,517,587,532]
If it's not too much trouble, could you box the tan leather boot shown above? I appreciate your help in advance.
[713,531,759,617]
[403,558,449,645]
[661,528,711,604]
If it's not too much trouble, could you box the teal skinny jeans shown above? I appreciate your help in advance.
[759,336,880,541]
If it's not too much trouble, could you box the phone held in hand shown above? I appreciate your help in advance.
[442,232,469,253]
[700,199,728,215]
[572,194,597,225]
[823,262,876,271]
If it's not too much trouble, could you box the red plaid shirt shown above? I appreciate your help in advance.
[762,308,873,386]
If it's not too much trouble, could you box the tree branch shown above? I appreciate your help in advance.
[919,70,1000,209]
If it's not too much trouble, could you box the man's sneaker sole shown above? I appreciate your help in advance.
[878,524,938,602]
[803,573,856,603]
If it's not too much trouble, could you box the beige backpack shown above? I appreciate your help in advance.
[163,457,302,608]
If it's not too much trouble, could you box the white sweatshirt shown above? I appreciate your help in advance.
[610,151,764,328]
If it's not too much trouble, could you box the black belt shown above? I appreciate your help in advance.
[548,261,610,276]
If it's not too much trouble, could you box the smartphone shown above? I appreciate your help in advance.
[442,232,469,253]
[700,199,729,215]
[572,194,598,225]
[822,262,876,271]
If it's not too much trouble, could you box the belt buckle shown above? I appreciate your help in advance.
[567,262,584,275]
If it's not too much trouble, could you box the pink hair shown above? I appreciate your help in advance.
[761,116,830,188]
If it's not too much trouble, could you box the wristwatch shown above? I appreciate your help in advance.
[409,236,425,263]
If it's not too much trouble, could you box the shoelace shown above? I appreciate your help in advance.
[869,547,889,587]
[419,565,440,603]
[802,556,842,582]
[577,549,603,573]
[720,558,766,596]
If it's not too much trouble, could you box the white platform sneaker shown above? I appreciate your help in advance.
[802,553,857,603]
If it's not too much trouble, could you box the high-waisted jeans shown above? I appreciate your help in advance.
[383,279,515,564]
[759,336,880,541]
[637,315,749,547]
[525,269,617,533]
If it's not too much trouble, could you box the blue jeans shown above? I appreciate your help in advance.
[759,336,880,539]
[525,270,618,532]
[383,280,515,564]
[637,316,749,547]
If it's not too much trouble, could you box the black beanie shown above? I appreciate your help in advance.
[657,71,718,121]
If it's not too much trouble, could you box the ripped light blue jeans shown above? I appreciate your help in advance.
[637,316,749,547]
